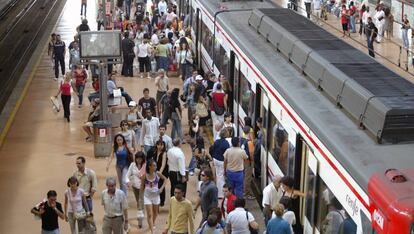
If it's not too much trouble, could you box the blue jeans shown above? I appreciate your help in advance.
[42,229,60,234]
[367,38,375,57]
[76,85,85,105]
[116,165,128,195]
[180,63,192,81]
[402,29,409,49]
[188,155,197,172]
[86,197,93,212]
[350,16,356,33]
[144,145,153,155]
[226,170,244,198]
[125,0,131,17]
[171,112,183,141]
[157,56,169,71]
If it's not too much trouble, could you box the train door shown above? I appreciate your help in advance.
[298,140,319,234]
[229,51,239,119]
[194,8,201,70]
[259,86,269,188]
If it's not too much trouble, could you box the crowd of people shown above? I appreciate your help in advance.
[33,0,362,233]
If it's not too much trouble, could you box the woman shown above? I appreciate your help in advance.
[169,88,183,141]
[186,83,197,130]
[177,42,193,81]
[141,159,167,233]
[55,72,72,122]
[137,39,152,79]
[195,95,209,129]
[64,176,89,234]
[119,120,137,152]
[222,113,237,136]
[188,114,201,175]
[211,83,227,137]
[280,176,305,210]
[127,101,143,146]
[156,37,171,72]
[106,134,134,195]
[126,151,146,228]
[194,136,212,177]
[72,65,87,108]
[359,5,366,35]
[402,14,410,49]
[340,5,350,37]
[148,140,169,206]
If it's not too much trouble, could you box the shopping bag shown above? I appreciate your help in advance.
[50,96,60,112]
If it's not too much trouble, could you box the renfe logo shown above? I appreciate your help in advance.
[373,209,384,230]
[346,194,359,217]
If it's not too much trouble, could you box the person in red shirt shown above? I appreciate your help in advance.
[210,83,227,137]
[221,184,237,218]
[88,74,100,103]
[341,5,350,37]
[72,65,87,108]
[55,73,73,122]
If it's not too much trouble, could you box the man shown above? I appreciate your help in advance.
[223,137,248,198]
[31,190,65,234]
[163,184,194,234]
[304,0,312,19]
[212,74,225,93]
[183,70,198,97]
[121,31,135,77]
[155,69,169,115]
[74,156,98,211]
[313,0,323,25]
[240,126,255,200]
[165,7,177,23]
[212,129,230,198]
[80,0,87,16]
[253,117,263,178]
[124,0,132,17]
[53,34,66,80]
[262,175,283,225]
[140,109,160,154]
[78,18,90,32]
[138,88,157,116]
[194,169,218,224]
[68,35,79,51]
[226,198,259,233]
[159,124,173,150]
[167,138,187,197]
[82,98,101,142]
[107,74,133,104]
[101,177,129,234]
[69,41,80,70]
[322,198,344,234]
[158,0,168,16]
[365,17,377,58]
[96,4,105,30]
[266,204,292,234]
[221,184,236,218]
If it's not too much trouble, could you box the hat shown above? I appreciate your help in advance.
[195,75,203,81]
[128,101,137,107]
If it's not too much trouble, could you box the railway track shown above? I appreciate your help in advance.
[0,0,58,113]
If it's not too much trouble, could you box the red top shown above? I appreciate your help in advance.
[60,82,71,96]
[341,9,349,24]
[73,70,87,87]
[92,80,99,92]
[211,92,225,111]
[221,193,237,218]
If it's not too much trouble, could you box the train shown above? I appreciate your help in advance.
[180,0,414,233]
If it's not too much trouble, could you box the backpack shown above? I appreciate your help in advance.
[372,25,378,38]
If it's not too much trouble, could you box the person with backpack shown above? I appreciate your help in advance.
[241,126,255,200]
[211,84,227,137]
[366,17,377,57]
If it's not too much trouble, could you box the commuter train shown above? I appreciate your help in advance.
[183,0,414,233]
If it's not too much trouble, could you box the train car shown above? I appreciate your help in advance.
[187,0,414,233]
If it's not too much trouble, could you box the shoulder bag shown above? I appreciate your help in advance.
[212,94,225,115]
[195,102,209,118]
[245,211,259,234]
[69,189,87,220]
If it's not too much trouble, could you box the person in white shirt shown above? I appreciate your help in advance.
[226,198,259,234]
[313,0,323,25]
[165,8,177,23]
[167,139,187,197]
[362,7,371,35]
[304,0,312,19]
[374,5,385,42]
[262,175,283,225]
[279,196,296,233]
[101,177,129,234]
[158,0,168,16]
[159,124,173,150]
[140,109,160,154]
[151,30,159,47]
[64,176,90,234]
[126,152,146,227]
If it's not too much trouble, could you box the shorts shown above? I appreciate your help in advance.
[144,192,160,205]
[342,23,348,31]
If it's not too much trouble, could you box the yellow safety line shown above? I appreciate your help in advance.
[0,46,45,148]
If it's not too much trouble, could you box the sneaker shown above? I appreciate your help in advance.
[146,76,151,79]
[53,78,58,81]
[189,171,194,176]
[85,136,92,142]
[247,195,256,200]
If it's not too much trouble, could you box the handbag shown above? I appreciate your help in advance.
[113,88,122,98]
[245,211,259,234]
[195,102,209,118]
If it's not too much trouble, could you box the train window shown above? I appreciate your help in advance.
[305,169,318,227]
[360,211,374,234]
[317,180,351,234]
[268,115,289,175]
[201,21,212,57]
[260,91,268,150]
[221,47,229,79]
[191,6,197,30]
[239,74,254,116]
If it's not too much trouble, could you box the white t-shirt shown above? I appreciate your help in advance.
[262,183,282,209]
[138,43,149,58]
[226,208,255,234]
[158,1,167,15]
[313,0,322,10]
[65,188,85,213]
[283,211,296,233]
[151,34,159,46]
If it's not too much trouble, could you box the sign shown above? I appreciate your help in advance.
[105,2,111,15]
[99,128,107,137]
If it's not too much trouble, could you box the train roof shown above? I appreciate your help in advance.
[199,0,414,191]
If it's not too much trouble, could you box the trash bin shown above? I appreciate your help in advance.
[93,120,112,158]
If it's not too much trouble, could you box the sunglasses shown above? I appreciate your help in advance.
[201,173,206,177]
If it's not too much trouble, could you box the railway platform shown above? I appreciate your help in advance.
[0,0,265,233]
